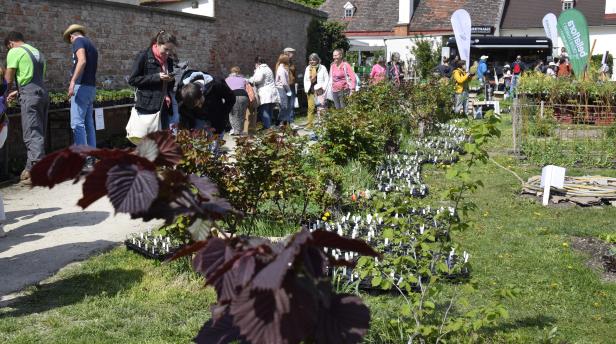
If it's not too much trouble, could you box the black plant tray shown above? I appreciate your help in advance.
[124,240,179,261]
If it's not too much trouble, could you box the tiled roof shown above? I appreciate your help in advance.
[319,0,400,33]
[501,0,615,29]
[409,0,507,33]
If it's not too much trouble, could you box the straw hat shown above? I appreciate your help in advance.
[63,24,87,43]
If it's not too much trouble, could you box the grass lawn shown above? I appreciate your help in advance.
[0,250,215,343]
[1,115,615,343]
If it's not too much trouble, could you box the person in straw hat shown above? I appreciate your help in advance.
[63,24,98,157]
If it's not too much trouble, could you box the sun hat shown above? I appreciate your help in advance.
[63,24,87,43]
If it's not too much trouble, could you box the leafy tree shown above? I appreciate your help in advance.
[412,38,441,80]
[291,0,326,8]
[306,19,350,67]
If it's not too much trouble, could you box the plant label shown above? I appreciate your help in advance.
[540,165,566,205]
[95,108,105,130]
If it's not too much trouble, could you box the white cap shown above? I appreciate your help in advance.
[480,55,489,60]
[283,47,296,53]
[549,62,556,66]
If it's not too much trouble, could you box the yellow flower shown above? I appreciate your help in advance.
[322,216,327,221]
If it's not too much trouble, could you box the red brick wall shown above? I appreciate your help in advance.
[0,0,324,178]
[0,0,324,90]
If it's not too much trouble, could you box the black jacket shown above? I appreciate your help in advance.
[177,72,235,134]
[128,48,175,114]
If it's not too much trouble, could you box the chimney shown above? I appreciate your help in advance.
[398,0,413,24]
[395,0,413,36]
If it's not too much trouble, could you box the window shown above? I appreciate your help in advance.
[344,2,355,18]
[562,0,574,11]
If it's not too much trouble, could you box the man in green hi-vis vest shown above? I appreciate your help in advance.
[3,31,49,186]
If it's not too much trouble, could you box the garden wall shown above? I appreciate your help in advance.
[0,0,325,90]
[0,0,325,179]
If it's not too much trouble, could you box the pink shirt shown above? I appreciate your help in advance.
[330,62,356,92]
[370,64,386,84]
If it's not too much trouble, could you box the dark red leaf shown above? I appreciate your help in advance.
[78,153,156,209]
[194,311,244,344]
[310,230,380,258]
[315,294,370,344]
[193,238,227,279]
[106,164,159,214]
[135,137,159,162]
[146,131,183,166]
[219,255,256,303]
[229,287,287,344]
[279,275,319,343]
[30,148,86,188]
[78,159,115,209]
[251,230,311,290]
[189,174,219,199]
[166,240,208,261]
[301,246,328,278]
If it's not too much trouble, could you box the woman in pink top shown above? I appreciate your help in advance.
[327,48,356,109]
[370,56,386,85]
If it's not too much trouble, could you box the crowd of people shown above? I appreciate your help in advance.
[1,26,416,193]
[432,47,610,116]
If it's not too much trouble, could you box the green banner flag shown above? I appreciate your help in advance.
[557,9,590,79]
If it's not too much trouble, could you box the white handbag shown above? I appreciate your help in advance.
[126,106,161,145]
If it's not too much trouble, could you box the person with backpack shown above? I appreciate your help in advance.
[510,56,524,98]
[4,31,49,186]
[326,48,356,109]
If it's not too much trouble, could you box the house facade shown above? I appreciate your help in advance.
[500,0,616,58]
[321,0,616,67]
[320,0,507,64]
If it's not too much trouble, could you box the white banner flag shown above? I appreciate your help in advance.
[451,9,472,71]
[542,13,558,48]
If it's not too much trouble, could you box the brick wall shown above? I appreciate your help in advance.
[0,0,325,178]
[0,0,325,90]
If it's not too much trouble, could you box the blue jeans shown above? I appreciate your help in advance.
[510,75,520,98]
[258,103,274,129]
[70,84,96,147]
[278,95,293,123]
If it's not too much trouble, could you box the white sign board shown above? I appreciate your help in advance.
[95,108,105,130]
[451,9,472,71]
[540,165,566,205]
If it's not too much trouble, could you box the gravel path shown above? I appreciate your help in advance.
[0,124,312,299]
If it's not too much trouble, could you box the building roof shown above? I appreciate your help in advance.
[319,0,400,34]
[140,0,182,5]
[501,0,616,29]
[409,0,507,34]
